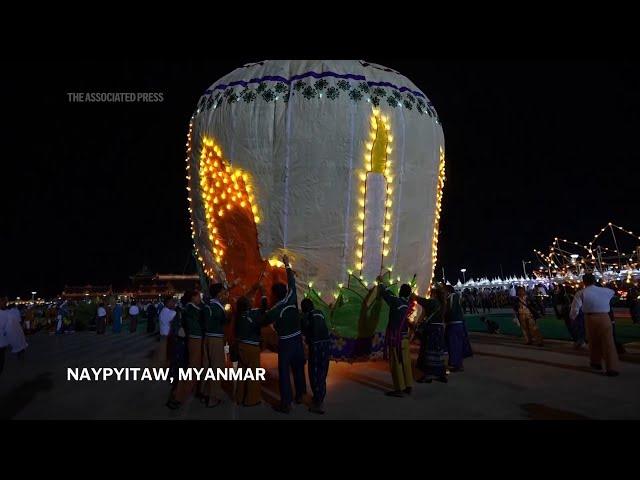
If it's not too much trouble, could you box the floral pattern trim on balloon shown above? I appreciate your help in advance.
[196,77,439,122]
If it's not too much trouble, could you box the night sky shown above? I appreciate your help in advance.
[2,60,638,297]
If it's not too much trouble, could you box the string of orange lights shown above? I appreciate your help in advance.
[186,107,446,301]
[534,222,639,276]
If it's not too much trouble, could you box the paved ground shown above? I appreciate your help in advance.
[1,328,639,420]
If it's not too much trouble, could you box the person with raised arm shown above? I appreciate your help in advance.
[376,274,413,397]
[263,255,307,414]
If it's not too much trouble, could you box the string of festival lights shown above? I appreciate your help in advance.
[533,222,639,278]
[186,105,446,303]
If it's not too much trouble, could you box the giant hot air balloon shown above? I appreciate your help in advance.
[185,60,445,360]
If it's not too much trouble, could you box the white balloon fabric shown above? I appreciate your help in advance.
[187,60,445,300]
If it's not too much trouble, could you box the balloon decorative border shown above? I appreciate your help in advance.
[195,72,440,122]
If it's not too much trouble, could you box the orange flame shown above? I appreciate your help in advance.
[198,137,286,307]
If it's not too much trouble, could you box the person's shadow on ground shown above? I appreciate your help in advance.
[0,372,54,419]
[520,403,591,420]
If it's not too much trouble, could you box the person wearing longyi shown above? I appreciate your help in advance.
[444,284,472,372]
[300,297,330,414]
[234,287,268,407]
[167,290,204,409]
[513,286,544,347]
[157,297,176,367]
[96,303,107,334]
[201,282,230,407]
[412,285,448,384]
[263,255,307,414]
[570,273,620,376]
[128,302,140,333]
[377,275,413,397]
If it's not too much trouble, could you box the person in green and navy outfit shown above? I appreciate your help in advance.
[234,287,268,406]
[301,297,330,414]
[201,282,230,408]
[167,290,203,410]
[264,255,307,414]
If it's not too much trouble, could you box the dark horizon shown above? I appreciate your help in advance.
[1,59,638,297]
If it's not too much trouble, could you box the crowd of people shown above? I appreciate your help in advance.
[1,262,477,413]
[159,257,476,412]
[2,267,638,411]
[509,275,639,376]
[12,298,168,336]
[457,279,639,356]
[382,281,474,395]
[162,255,329,414]
[460,287,515,314]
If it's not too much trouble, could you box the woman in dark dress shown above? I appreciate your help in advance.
[413,285,448,383]
[444,285,473,371]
